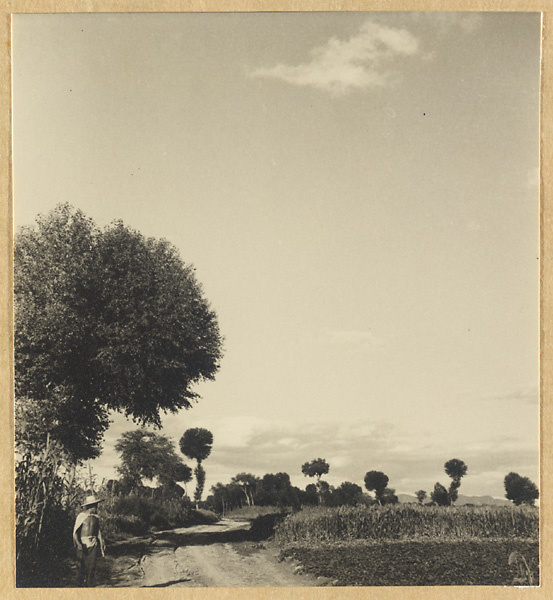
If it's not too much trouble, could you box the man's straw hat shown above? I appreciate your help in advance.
[82,494,103,507]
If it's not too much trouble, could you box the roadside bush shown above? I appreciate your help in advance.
[250,512,289,541]
[96,491,218,539]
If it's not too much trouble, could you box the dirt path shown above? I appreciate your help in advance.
[96,519,329,588]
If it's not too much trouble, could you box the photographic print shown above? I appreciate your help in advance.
[11,10,541,589]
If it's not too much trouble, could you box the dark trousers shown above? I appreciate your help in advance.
[77,544,98,587]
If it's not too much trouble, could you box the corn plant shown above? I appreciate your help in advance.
[275,504,539,545]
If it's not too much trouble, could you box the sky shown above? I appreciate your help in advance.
[12,11,541,499]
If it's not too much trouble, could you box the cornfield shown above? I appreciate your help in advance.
[274,504,539,545]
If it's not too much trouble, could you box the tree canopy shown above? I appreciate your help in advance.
[363,470,390,505]
[15,204,223,461]
[444,458,468,504]
[504,472,539,506]
[431,482,450,506]
[301,458,330,481]
[115,429,193,488]
[179,428,214,463]
[179,427,214,504]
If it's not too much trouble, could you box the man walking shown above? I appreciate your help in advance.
[73,495,106,587]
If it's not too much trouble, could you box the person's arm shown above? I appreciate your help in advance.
[73,525,83,551]
[98,530,105,557]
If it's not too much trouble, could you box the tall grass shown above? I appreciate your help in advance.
[275,505,539,545]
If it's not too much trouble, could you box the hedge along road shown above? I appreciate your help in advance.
[95,519,329,588]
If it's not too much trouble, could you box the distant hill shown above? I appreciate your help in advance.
[397,493,511,507]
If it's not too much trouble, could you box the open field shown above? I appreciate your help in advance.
[275,505,539,586]
[281,539,539,586]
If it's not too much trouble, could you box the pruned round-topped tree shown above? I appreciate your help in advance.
[179,427,214,507]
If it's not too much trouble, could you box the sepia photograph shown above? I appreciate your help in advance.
[11,10,541,589]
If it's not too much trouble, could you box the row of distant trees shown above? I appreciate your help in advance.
[206,456,539,513]
[413,460,538,507]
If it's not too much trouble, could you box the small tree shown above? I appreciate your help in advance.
[504,472,539,506]
[179,428,213,506]
[430,482,449,506]
[381,487,398,505]
[301,458,330,504]
[363,471,389,505]
[415,490,427,504]
[444,458,468,505]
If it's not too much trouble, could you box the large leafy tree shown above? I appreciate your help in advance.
[504,472,539,506]
[115,429,193,489]
[179,427,213,505]
[363,470,390,505]
[15,204,223,462]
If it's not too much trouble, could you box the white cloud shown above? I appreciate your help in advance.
[251,19,419,95]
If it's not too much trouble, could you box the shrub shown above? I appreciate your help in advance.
[250,512,288,541]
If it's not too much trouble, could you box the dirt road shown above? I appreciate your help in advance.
[96,519,329,588]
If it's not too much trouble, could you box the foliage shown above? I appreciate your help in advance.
[96,484,218,539]
[225,505,282,520]
[208,481,244,515]
[274,504,538,545]
[15,438,81,587]
[257,473,301,509]
[431,482,450,506]
[15,204,223,461]
[303,483,319,506]
[194,464,206,504]
[444,458,468,504]
[115,429,192,489]
[250,511,289,541]
[230,473,260,507]
[179,428,214,462]
[504,472,539,506]
[301,458,330,481]
[380,487,399,505]
[179,427,213,503]
[363,471,389,505]
[415,490,427,504]
[328,482,364,507]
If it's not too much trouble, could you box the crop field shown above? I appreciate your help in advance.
[275,505,539,586]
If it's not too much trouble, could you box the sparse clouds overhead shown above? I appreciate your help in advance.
[251,19,419,95]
